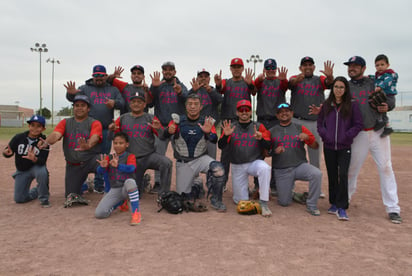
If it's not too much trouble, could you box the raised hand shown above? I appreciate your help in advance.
[320,60,334,79]
[22,145,37,161]
[190,77,200,91]
[104,97,115,109]
[253,125,262,140]
[149,117,161,130]
[298,132,309,142]
[113,66,124,79]
[108,119,119,132]
[275,145,285,154]
[75,137,90,151]
[198,116,214,134]
[308,104,322,115]
[243,68,254,85]
[97,154,109,168]
[214,70,222,87]
[150,71,164,87]
[64,81,80,95]
[277,66,288,81]
[173,78,182,94]
[37,137,49,149]
[109,153,119,168]
[221,120,235,136]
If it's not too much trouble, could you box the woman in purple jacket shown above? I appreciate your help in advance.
[317,76,363,221]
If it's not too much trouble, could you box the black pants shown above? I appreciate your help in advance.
[323,147,351,209]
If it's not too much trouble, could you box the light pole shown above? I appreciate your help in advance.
[246,54,263,121]
[30,43,48,116]
[46,58,60,126]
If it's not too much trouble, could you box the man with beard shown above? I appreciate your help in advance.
[65,65,124,193]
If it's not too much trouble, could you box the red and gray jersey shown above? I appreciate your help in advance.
[288,75,327,121]
[348,77,379,129]
[98,152,136,189]
[114,113,162,158]
[218,121,271,164]
[189,86,223,124]
[149,77,188,126]
[254,77,288,118]
[219,79,252,120]
[54,117,102,164]
[66,79,125,129]
[269,123,315,169]
[112,79,151,114]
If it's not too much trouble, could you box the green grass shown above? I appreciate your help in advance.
[1,126,411,146]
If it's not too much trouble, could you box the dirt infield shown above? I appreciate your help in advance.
[0,139,411,275]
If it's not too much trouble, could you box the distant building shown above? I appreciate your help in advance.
[0,105,34,127]
[391,106,412,132]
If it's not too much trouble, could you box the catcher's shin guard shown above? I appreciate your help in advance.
[206,161,226,211]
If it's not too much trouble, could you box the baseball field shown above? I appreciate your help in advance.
[0,129,411,275]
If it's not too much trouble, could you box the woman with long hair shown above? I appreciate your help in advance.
[317,76,363,220]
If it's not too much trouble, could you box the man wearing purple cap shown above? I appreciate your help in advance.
[3,115,51,207]
[65,65,125,193]
[108,65,152,115]
[344,56,402,224]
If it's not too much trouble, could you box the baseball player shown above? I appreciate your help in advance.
[65,64,125,193]
[289,57,334,198]
[163,93,226,212]
[344,56,402,224]
[109,90,172,196]
[214,58,255,187]
[149,61,188,193]
[269,102,322,216]
[108,65,152,114]
[2,115,50,207]
[95,132,141,226]
[218,100,272,217]
[38,95,102,202]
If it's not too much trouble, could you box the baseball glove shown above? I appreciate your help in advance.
[236,200,262,215]
[157,191,184,214]
[184,200,208,212]
[368,91,387,110]
[64,193,89,208]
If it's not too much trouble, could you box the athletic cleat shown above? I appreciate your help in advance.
[306,207,320,216]
[93,186,104,194]
[327,205,338,214]
[292,192,307,205]
[149,182,160,194]
[119,200,129,212]
[337,208,349,221]
[41,200,51,208]
[210,200,226,212]
[130,210,141,226]
[388,213,402,224]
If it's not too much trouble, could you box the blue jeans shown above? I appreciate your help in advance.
[13,165,49,203]
[94,129,112,189]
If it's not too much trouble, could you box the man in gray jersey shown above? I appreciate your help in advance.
[109,90,172,196]
[149,61,188,193]
[344,56,402,224]
[65,65,125,193]
[38,95,102,203]
[289,57,334,198]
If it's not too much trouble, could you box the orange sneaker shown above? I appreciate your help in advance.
[119,200,129,212]
[130,210,141,226]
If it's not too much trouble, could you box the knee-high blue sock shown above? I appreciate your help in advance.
[128,189,140,213]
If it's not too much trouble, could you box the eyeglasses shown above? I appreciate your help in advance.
[238,107,251,113]
[277,103,290,109]
[333,86,345,90]
[93,74,106,78]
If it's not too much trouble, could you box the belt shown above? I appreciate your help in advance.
[176,159,192,163]
[364,127,374,131]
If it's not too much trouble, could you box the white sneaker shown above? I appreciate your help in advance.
[261,205,272,217]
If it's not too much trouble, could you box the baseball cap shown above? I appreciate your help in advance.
[130,65,145,74]
[236,99,252,110]
[73,94,91,106]
[92,65,107,76]
[276,102,292,113]
[161,61,175,69]
[264,58,277,69]
[129,91,145,102]
[230,58,244,66]
[344,56,366,67]
[197,68,210,76]
[300,56,315,65]
[27,115,46,127]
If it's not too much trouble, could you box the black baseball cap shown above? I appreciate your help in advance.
[73,95,91,106]
[344,56,366,67]
[300,56,315,65]
[129,91,145,102]
[130,65,145,74]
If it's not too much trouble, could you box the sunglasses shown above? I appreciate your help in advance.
[238,107,251,113]
[93,74,106,78]
[277,103,290,109]
[265,66,277,70]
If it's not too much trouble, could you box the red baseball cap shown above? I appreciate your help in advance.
[236,99,252,110]
[230,58,244,66]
